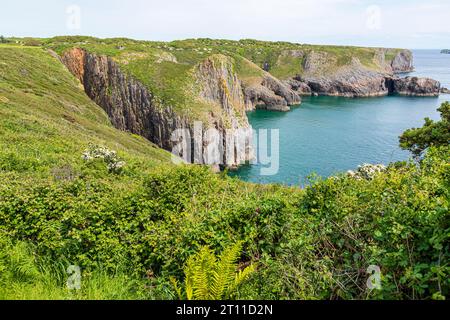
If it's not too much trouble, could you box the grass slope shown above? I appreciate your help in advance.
[0,45,172,179]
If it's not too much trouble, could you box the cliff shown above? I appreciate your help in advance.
[61,48,189,151]
[61,48,253,168]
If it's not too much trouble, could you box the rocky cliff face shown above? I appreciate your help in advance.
[388,76,441,96]
[61,49,253,167]
[391,50,414,73]
[61,48,188,151]
[194,55,253,167]
[281,50,439,98]
[244,74,301,112]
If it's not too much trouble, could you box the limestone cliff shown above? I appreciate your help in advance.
[193,55,253,166]
[61,49,253,167]
[244,73,301,111]
[281,50,437,97]
[61,48,188,151]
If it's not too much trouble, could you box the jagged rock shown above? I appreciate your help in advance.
[194,55,254,165]
[244,84,290,112]
[391,50,414,73]
[61,48,188,152]
[283,78,312,96]
[262,75,301,105]
[285,50,419,97]
[301,68,389,97]
[389,76,441,97]
[244,74,301,111]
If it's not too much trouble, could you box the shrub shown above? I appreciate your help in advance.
[82,143,126,174]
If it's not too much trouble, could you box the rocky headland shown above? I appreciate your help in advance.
[42,37,443,168]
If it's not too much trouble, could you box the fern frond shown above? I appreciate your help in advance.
[213,242,242,299]
[177,243,254,300]
[226,263,256,299]
[170,276,183,300]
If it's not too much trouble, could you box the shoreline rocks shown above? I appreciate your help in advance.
[441,87,450,94]
[388,76,441,97]
[244,74,301,112]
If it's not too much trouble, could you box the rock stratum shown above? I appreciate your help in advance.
[35,37,442,167]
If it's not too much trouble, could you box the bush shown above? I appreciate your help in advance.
[0,147,448,300]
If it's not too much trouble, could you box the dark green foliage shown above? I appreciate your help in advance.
[400,102,450,157]
[0,146,448,299]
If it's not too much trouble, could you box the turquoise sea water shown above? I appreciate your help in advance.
[231,50,450,185]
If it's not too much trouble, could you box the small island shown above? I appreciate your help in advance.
[441,49,450,54]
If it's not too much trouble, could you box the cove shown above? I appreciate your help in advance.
[231,49,450,185]
[231,95,446,185]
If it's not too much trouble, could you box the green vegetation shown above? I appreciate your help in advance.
[400,102,450,157]
[0,42,448,300]
[171,242,256,300]
[1,36,403,121]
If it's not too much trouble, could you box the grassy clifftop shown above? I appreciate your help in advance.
[3,36,404,119]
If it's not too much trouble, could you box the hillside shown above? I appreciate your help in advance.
[0,45,172,178]
[0,40,448,300]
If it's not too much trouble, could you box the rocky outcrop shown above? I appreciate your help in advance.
[61,49,253,167]
[281,50,440,98]
[391,50,414,73]
[244,74,301,112]
[61,48,188,151]
[388,76,441,97]
[282,78,312,96]
[440,87,450,94]
[284,52,393,97]
[194,55,253,166]
[299,69,389,97]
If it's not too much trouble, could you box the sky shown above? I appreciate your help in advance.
[2,0,450,49]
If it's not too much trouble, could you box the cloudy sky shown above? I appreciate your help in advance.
[2,0,450,48]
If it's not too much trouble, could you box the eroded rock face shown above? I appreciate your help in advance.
[61,48,187,151]
[244,74,301,112]
[61,49,253,167]
[389,76,441,96]
[194,55,254,166]
[283,78,312,96]
[391,50,414,73]
[300,68,389,97]
[281,50,439,98]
